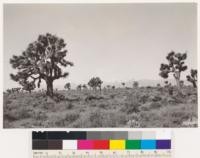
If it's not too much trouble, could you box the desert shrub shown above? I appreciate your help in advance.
[19,108,33,119]
[128,113,140,121]
[4,107,33,121]
[157,87,164,93]
[102,112,127,127]
[69,115,91,128]
[187,95,197,104]
[54,112,80,127]
[126,113,140,127]
[171,95,184,104]
[85,95,104,102]
[66,102,74,109]
[33,111,48,121]
[64,112,80,123]
[99,103,108,109]
[139,111,164,127]
[55,101,74,111]
[121,94,141,114]
[65,97,81,102]
[150,96,162,102]
[76,110,128,127]
[127,120,140,127]
[140,102,162,111]
[139,105,149,111]
[139,104,197,127]
[149,102,162,109]
[4,99,12,105]
[41,102,55,110]
[89,101,109,109]
[3,120,12,128]
[182,116,197,127]
[139,94,149,104]
[4,111,18,121]
[160,95,183,106]
[53,93,66,102]
[110,94,116,99]
[89,111,104,127]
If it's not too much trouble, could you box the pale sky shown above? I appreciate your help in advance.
[3,3,197,90]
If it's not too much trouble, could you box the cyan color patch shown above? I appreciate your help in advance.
[141,140,156,149]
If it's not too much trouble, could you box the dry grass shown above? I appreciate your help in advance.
[3,86,198,128]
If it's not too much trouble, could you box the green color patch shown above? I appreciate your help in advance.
[126,140,141,149]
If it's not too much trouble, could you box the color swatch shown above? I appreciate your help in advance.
[110,140,125,150]
[32,131,171,150]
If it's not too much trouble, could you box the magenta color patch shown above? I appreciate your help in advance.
[78,140,93,149]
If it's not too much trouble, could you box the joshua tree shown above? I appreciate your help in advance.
[133,81,139,88]
[157,83,161,87]
[186,69,197,88]
[180,80,184,88]
[64,83,71,90]
[106,85,111,89]
[10,33,73,97]
[77,84,82,91]
[159,51,187,90]
[88,77,103,91]
[82,84,88,90]
[121,82,125,88]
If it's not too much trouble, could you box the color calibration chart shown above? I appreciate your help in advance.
[32,131,172,158]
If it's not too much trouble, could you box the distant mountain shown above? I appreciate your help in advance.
[101,79,189,88]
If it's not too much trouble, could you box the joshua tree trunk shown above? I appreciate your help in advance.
[46,79,54,97]
[175,78,180,89]
[174,72,181,93]
[192,82,197,88]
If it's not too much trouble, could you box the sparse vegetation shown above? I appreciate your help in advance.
[3,84,197,128]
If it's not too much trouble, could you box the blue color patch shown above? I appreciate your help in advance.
[141,140,156,149]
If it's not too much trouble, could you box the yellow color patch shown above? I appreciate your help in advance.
[109,140,125,150]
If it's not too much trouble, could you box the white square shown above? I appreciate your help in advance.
[63,140,77,150]
[156,131,172,139]
[142,131,156,139]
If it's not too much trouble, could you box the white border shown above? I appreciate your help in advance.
[0,0,199,157]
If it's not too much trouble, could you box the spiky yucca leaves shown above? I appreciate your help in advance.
[186,69,197,88]
[21,80,35,93]
[10,33,73,97]
[88,77,103,91]
[159,51,187,89]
